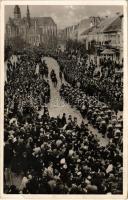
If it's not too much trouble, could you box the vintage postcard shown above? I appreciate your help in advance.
[0,0,127,199]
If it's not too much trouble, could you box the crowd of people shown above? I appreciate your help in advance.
[4,103,122,194]
[57,51,123,111]
[4,48,123,194]
[60,84,122,149]
[5,53,50,122]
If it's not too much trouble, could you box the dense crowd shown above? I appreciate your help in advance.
[5,54,50,122]
[4,104,122,194]
[4,50,123,194]
[60,84,123,150]
[57,51,123,111]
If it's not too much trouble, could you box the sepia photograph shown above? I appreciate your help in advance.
[1,0,127,198]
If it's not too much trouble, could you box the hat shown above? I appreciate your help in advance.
[56,139,62,147]
[72,132,76,136]
[77,171,82,176]
[28,174,32,180]
[69,149,74,156]
[87,175,92,180]
[60,158,66,165]
[63,164,67,169]
[77,159,81,163]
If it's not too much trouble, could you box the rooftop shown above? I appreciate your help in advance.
[103,15,123,33]
[80,14,122,36]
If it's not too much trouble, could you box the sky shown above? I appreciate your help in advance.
[5,5,123,29]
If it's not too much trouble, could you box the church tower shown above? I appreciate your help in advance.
[14,5,21,19]
[26,5,31,27]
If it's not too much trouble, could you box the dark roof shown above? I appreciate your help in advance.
[31,17,56,26]
[81,15,123,36]
[81,26,95,36]
[97,15,122,33]
[7,16,56,29]
[14,5,21,14]
[80,17,103,36]
[78,18,90,29]
[103,15,122,33]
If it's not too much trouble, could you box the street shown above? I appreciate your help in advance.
[4,56,109,189]
[41,57,109,147]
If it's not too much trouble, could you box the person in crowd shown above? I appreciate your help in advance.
[4,104,123,194]
[57,51,123,111]
[59,71,63,83]
[4,49,123,194]
[60,84,122,142]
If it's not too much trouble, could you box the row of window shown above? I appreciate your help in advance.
[85,33,121,46]
[105,34,121,44]
[7,25,57,38]
[40,28,57,36]
[29,35,40,43]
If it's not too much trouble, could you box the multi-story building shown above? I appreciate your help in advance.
[78,17,102,42]
[57,24,78,51]
[5,5,57,49]
[80,14,123,62]
[61,24,78,41]
[101,14,123,62]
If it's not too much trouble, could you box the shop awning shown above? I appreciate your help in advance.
[101,49,115,55]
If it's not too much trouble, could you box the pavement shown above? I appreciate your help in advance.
[41,57,109,147]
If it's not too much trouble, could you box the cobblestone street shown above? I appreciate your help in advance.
[40,57,109,147]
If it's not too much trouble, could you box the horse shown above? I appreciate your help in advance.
[59,71,63,83]
[51,73,57,87]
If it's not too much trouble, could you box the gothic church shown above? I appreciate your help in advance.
[5,5,57,48]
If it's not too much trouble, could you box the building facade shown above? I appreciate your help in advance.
[80,14,123,62]
[5,5,57,49]
[60,24,78,42]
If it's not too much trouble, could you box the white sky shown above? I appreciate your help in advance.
[5,5,123,29]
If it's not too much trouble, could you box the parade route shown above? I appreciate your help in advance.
[5,55,109,147]
[41,57,109,147]
[3,4,123,194]
[4,56,109,190]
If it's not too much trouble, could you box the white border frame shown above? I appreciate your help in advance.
[0,0,127,199]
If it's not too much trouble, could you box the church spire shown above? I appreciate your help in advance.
[27,5,31,27]
[14,5,21,19]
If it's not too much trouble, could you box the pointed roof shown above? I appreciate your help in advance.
[27,5,29,12]
[27,5,30,18]
[14,5,21,14]
[35,17,56,26]
[28,17,56,28]
[81,26,95,36]
[103,15,123,33]
[97,15,122,33]
[78,18,90,29]
[81,15,123,36]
